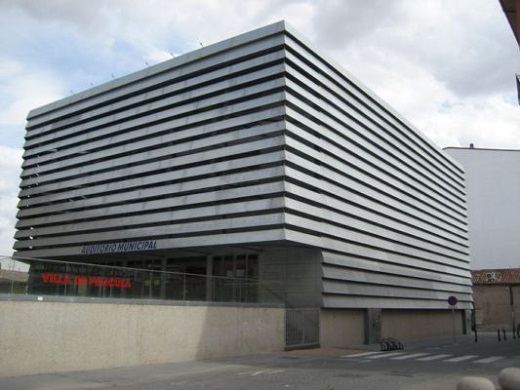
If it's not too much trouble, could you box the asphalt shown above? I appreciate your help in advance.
[0,333,508,390]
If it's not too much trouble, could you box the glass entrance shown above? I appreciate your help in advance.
[213,253,258,302]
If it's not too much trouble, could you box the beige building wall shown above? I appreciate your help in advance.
[320,309,466,347]
[320,309,365,347]
[381,309,464,340]
[473,285,520,330]
[0,301,285,378]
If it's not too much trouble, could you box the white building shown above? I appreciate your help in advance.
[14,21,472,347]
[445,147,520,270]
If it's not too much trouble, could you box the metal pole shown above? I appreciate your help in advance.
[452,308,457,344]
[511,285,516,338]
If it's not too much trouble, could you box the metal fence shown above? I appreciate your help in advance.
[285,308,320,348]
[0,256,283,305]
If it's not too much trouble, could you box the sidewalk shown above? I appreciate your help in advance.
[0,359,251,390]
[0,333,498,390]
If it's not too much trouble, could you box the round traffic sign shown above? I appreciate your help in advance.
[448,295,458,306]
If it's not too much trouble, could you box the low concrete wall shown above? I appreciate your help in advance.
[320,309,365,347]
[319,309,466,347]
[381,309,464,340]
[0,300,285,378]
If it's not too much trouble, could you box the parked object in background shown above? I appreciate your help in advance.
[379,337,404,351]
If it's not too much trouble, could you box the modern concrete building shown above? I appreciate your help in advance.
[445,147,520,270]
[14,21,472,346]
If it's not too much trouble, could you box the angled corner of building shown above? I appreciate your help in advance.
[14,21,472,346]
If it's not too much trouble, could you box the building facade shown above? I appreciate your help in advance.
[472,268,520,331]
[445,148,520,270]
[15,21,472,345]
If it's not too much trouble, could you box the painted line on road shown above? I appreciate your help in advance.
[473,356,504,364]
[342,352,505,365]
[390,353,430,360]
[341,351,385,358]
[366,352,406,359]
[237,369,285,376]
[444,355,479,363]
[416,354,453,361]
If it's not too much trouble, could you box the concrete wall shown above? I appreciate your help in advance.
[320,309,365,347]
[473,284,520,330]
[320,309,465,347]
[0,300,285,378]
[381,309,464,340]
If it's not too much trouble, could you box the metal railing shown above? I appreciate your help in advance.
[285,308,320,348]
[0,256,283,305]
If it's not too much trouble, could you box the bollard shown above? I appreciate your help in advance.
[498,367,520,390]
[498,329,502,341]
[503,328,507,341]
[457,376,494,390]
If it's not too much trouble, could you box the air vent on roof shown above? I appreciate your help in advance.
[486,272,496,282]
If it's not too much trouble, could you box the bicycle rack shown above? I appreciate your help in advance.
[380,337,404,351]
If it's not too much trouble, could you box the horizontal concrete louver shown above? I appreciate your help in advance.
[16,25,290,257]
[278,30,471,309]
[15,21,472,309]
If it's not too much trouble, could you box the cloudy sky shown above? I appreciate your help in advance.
[0,0,518,260]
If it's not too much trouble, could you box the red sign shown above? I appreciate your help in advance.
[41,272,132,289]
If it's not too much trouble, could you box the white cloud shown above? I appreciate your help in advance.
[0,59,65,126]
[334,48,520,149]
[422,96,520,149]
[397,0,519,97]
[307,0,520,149]
[0,146,23,258]
[0,58,66,151]
[2,0,110,33]
[313,0,404,49]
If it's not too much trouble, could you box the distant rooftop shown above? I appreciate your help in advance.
[444,146,520,153]
[499,0,519,47]
[472,268,520,285]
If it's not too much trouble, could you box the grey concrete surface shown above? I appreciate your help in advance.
[0,300,285,377]
[1,333,517,390]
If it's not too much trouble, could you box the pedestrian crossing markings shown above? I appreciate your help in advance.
[416,354,452,361]
[341,351,504,364]
[444,355,478,363]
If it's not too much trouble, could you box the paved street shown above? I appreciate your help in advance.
[2,333,519,390]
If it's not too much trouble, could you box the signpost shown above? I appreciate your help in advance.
[448,295,458,344]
